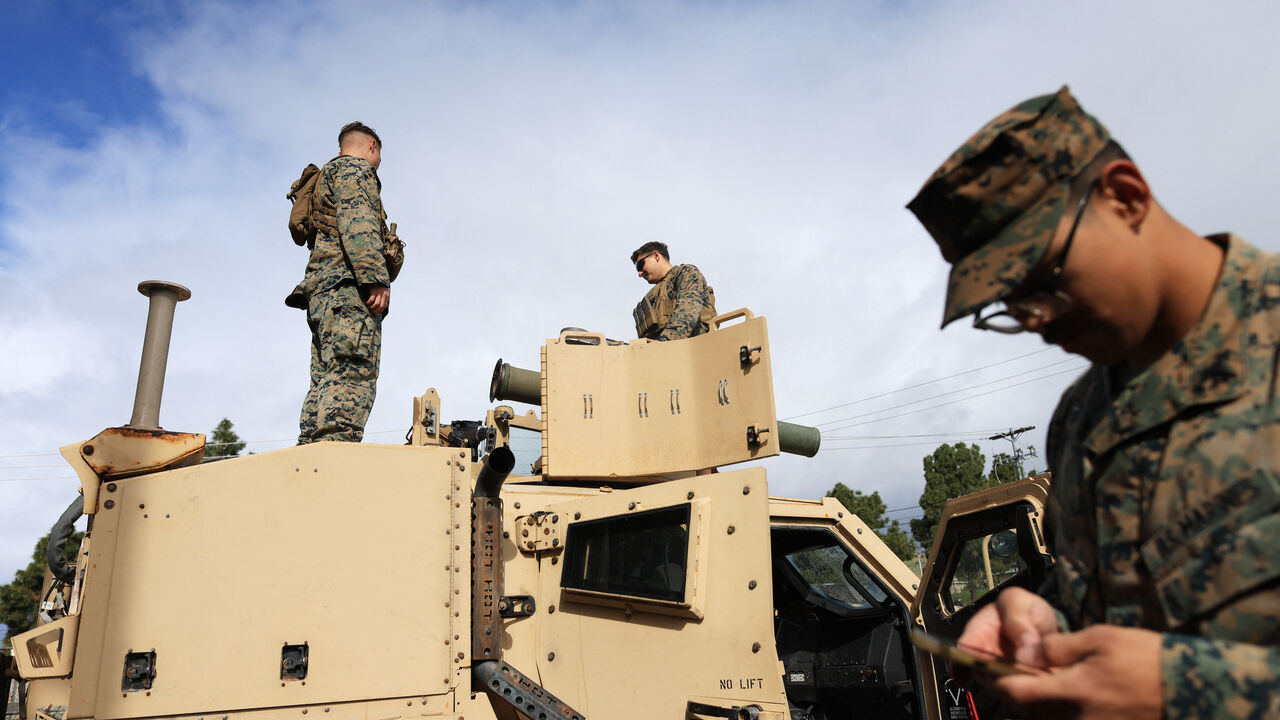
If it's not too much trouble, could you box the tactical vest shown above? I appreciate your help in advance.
[633,265,717,339]
[305,158,405,282]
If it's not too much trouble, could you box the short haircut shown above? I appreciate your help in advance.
[630,241,670,264]
[1068,140,1130,205]
[339,121,382,149]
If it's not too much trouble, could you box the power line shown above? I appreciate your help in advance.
[783,347,1056,421]
[823,429,1006,440]
[814,357,1080,428]
[823,363,1088,433]
[823,439,991,451]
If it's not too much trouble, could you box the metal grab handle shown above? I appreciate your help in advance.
[711,307,755,329]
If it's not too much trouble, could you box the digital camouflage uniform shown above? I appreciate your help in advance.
[909,87,1279,719]
[1046,234,1280,719]
[632,264,717,341]
[287,155,391,443]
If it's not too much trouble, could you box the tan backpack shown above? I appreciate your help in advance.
[286,163,404,281]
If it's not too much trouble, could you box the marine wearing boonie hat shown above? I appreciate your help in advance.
[907,86,1111,327]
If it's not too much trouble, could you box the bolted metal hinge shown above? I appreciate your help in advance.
[515,512,563,553]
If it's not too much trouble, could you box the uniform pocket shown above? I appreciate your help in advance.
[1140,470,1280,629]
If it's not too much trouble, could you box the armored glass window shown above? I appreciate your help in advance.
[783,542,887,613]
[506,426,542,474]
[944,529,1027,614]
[561,505,690,603]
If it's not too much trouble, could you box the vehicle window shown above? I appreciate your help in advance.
[784,541,887,613]
[507,426,541,474]
[945,529,1027,613]
[561,505,690,603]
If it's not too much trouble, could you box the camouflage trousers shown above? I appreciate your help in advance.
[297,284,381,443]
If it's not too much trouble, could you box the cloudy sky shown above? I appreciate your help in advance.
[2,0,1278,590]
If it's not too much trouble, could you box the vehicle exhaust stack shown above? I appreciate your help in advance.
[127,281,191,430]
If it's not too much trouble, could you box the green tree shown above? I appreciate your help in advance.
[204,417,246,458]
[826,483,918,562]
[1,532,83,647]
[910,443,989,552]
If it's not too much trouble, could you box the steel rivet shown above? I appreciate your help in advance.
[104,500,115,509]
[743,486,750,495]
[687,491,694,500]
[84,445,94,455]
[727,525,735,535]
[838,512,844,518]
[574,512,581,519]
[548,604,556,613]
[547,652,555,661]
[514,502,521,509]
[302,710,307,715]
[106,483,117,492]
[628,502,636,510]
[752,642,761,653]
[748,580,757,590]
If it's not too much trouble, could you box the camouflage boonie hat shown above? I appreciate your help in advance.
[907,86,1111,327]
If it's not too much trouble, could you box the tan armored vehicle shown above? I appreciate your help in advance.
[4,284,1051,720]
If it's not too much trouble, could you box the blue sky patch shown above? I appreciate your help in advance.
[0,2,165,148]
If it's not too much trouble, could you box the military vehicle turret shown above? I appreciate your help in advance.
[4,283,1051,720]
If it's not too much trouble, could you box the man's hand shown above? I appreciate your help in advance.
[957,586,1060,671]
[956,588,1164,720]
[365,285,389,314]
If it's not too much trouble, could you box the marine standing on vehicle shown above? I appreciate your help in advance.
[908,86,1279,719]
[287,121,403,443]
[631,241,717,340]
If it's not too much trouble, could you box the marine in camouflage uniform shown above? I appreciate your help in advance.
[630,241,717,341]
[287,122,392,444]
[909,88,1278,719]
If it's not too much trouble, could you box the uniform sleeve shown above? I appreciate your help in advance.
[1162,635,1279,719]
[658,266,709,341]
[333,161,390,287]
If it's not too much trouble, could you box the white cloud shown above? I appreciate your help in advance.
[1,0,1278,575]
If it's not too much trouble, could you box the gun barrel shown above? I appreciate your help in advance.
[778,421,821,457]
[490,360,541,405]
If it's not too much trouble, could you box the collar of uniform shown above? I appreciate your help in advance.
[1082,234,1255,457]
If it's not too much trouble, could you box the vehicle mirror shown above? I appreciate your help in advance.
[989,530,1017,558]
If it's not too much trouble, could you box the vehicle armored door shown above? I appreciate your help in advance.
[910,475,1053,720]
[769,499,935,720]
[526,468,788,720]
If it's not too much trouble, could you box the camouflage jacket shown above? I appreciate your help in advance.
[286,155,390,307]
[633,264,717,341]
[1045,234,1279,719]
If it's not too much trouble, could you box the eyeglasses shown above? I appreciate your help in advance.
[635,252,654,272]
[973,179,1098,334]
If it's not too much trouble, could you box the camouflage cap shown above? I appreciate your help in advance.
[907,86,1111,327]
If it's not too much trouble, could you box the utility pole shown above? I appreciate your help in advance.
[989,425,1037,480]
